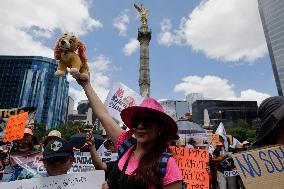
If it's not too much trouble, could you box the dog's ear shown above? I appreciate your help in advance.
[54,37,63,60]
[78,41,87,63]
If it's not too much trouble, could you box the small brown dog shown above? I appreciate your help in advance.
[54,34,89,79]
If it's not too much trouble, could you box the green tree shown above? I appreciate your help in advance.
[227,119,257,143]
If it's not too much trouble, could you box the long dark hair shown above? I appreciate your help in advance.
[130,125,170,187]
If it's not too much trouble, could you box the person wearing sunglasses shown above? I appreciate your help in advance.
[71,72,182,189]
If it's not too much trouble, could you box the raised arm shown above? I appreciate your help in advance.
[71,72,122,143]
[89,144,108,171]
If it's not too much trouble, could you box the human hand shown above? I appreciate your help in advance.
[101,181,109,189]
[85,132,94,148]
[70,71,90,87]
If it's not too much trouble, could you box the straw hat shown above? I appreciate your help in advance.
[121,98,178,140]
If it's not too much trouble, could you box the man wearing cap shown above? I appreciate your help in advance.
[42,130,62,149]
[11,128,38,152]
[42,138,75,176]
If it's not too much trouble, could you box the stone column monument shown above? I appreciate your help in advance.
[134,4,151,97]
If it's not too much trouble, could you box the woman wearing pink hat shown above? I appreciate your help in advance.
[72,73,182,189]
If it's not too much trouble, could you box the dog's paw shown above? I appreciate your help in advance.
[70,68,79,74]
[54,70,65,76]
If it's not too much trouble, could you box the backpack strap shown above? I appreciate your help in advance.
[118,137,137,160]
[160,152,172,175]
[157,152,187,189]
[155,152,172,189]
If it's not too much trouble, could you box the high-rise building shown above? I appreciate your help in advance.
[67,96,74,116]
[192,100,258,127]
[0,56,69,129]
[258,0,284,96]
[186,93,205,113]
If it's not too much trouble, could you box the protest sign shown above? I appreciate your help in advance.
[233,145,284,189]
[0,171,105,189]
[2,152,97,182]
[0,107,36,119]
[224,170,239,177]
[104,82,144,124]
[70,152,96,173]
[3,112,28,142]
[170,146,209,189]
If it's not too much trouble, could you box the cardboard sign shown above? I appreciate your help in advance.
[233,145,284,189]
[3,112,28,142]
[104,82,144,124]
[0,171,105,189]
[170,146,209,189]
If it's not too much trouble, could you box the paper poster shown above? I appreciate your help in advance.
[3,112,28,142]
[0,171,105,189]
[104,82,144,124]
[170,146,210,189]
[233,145,284,189]
[2,152,98,182]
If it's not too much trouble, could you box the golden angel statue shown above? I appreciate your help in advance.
[134,4,148,25]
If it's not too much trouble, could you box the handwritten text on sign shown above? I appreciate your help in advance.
[3,112,28,142]
[233,145,284,189]
[170,146,209,189]
[0,171,105,189]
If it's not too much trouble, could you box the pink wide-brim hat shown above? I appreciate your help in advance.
[120,98,178,140]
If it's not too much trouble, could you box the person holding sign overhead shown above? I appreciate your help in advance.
[71,72,182,189]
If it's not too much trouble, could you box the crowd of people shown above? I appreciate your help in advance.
[0,72,284,189]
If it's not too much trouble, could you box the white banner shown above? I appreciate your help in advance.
[2,152,97,182]
[0,171,105,189]
[104,82,144,124]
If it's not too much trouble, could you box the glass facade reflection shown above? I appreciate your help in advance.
[258,0,284,96]
[0,56,69,129]
[192,100,258,127]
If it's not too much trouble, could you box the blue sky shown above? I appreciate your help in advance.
[0,0,277,108]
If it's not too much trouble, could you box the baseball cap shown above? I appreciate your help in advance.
[48,130,61,138]
[42,139,74,160]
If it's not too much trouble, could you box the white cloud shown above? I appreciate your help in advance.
[174,75,270,105]
[113,10,130,36]
[0,0,102,58]
[123,38,139,56]
[157,0,267,62]
[238,89,271,104]
[157,19,182,46]
[68,55,112,109]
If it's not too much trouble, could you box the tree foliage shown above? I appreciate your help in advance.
[34,122,86,141]
[226,119,259,143]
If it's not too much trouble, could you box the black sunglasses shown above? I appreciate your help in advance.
[131,116,161,129]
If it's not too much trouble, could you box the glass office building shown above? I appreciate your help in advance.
[192,100,258,127]
[258,0,284,96]
[0,56,69,129]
